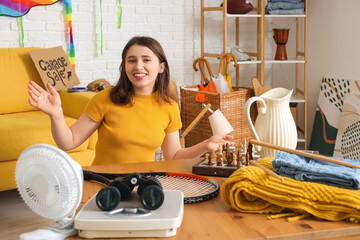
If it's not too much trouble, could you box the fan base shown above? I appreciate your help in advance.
[20,228,76,240]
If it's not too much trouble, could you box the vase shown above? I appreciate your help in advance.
[244,88,297,158]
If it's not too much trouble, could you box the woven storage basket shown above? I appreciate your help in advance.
[180,85,257,148]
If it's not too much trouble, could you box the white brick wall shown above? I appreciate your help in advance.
[0,0,202,87]
[0,0,270,88]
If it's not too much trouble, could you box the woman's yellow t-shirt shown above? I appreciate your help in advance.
[85,88,182,165]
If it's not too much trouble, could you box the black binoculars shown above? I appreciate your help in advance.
[96,173,164,211]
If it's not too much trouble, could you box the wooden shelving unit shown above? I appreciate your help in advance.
[200,0,308,148]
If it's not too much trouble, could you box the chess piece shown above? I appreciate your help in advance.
[237,151,242,168]
[204,153,210,165]
[235,143,241,155]
[216,152,223,166]
[222,151,226,163]
[227,152,233,167]
[226,143,230,157]
[233,152,237,167]
[210,151,216,166]
[217,145,223,164]
[251,144,255,160]
[245,152,250,166]
[216,150,222,165]
[248,143,254,161]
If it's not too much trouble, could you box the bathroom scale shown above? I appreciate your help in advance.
[74,190,184,238]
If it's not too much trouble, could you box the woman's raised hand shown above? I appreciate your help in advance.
[205,134,235,152]
[28,81,62,118]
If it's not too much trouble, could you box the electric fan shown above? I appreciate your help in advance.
[15,144,83,240]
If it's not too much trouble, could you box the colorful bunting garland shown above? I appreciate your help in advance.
[0,0,75,69]
[99,0,122,55]
[0,0,123,61]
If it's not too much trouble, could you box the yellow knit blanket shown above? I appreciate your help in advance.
[221,158,360,223]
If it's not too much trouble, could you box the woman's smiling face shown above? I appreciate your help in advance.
[125,44,165,95]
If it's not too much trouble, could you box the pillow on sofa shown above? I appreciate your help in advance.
[0,111,89,161]
[0,47,44,114]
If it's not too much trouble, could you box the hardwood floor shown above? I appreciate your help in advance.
[0,189,50,240]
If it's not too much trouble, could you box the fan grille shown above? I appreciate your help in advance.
[16,144,83,219]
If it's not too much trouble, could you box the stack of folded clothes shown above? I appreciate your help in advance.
[265,0,305,15]
[273,152,360,190]
[221,157,360,223]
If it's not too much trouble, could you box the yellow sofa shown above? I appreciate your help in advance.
[0,47,97,191]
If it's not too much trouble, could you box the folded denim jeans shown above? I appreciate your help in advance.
[272,152,360,189]
[265,2,304,12]
[267,9,305,15]
[268,0,303,3]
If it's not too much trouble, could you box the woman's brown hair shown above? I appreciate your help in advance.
[110,36,178,105]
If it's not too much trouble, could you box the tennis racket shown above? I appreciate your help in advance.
[83,170,220,204]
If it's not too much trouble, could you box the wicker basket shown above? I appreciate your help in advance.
[180,85,257,147]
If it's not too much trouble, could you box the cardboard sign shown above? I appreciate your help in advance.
[29,46,80,91]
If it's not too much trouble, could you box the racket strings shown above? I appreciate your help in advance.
[155,175,217,197]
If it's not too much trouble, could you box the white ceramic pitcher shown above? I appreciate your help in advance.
[244,88,297,158]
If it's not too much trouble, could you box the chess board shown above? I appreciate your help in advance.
[192,142,259,177]
[192,159,238,177]
[192,148,319,177]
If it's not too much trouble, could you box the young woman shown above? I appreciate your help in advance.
[28,36,234,165]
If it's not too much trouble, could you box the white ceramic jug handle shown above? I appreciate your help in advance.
[244,96,267,151]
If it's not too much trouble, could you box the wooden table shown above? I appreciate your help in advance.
[68,158,360,240]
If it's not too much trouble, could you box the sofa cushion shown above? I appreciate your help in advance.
[0,47,45,114]
[60,90,97,119]
[0,111,89,161]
